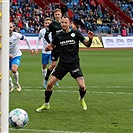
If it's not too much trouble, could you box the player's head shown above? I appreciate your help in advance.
[54,8,62,22]
[61,16,71,32]
[44,17,52,27]
[9,22,14,34]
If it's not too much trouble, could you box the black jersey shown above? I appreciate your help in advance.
[49,20,62,39]
[52,29,85,64]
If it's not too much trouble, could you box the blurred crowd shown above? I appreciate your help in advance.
[10,0,133,36]
[111,0,133,19]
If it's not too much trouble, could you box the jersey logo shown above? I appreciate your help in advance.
[71,33,75,37]
[20,35,24,40]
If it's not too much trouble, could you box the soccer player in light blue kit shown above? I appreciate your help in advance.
[35,17,52,86]
[9,22,34,92]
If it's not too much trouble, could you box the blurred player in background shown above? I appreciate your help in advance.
[9,22,34,92]
[43,8,62,89]
[35,17,52,86]
[36,16,94,112]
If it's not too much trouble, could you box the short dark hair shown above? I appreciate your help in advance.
[62,16,70,20]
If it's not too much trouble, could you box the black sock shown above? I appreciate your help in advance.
[45,90,52,103]
[79,89,86,99]
[45,69,52,81]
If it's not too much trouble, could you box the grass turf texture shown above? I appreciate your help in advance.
[9,49,133,133]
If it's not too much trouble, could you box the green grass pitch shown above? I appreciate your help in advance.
[9,49,133,133]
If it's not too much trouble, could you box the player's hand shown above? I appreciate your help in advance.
[9,54,12,59]
[45,44,53,51]
[29,49,34,56]
[35,49,39,56]
[88,30,94,39]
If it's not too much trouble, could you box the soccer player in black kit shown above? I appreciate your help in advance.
[43,8,62,88]
[36,16,94,112]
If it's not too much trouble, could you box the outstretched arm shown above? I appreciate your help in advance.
[24,37,34,56]
[83,30,94,47]
[35,37,40,55]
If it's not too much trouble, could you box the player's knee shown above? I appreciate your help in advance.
[47,82,54,91]
[11,68,17,74]
[79,86,86,91]
[42,65,46,69]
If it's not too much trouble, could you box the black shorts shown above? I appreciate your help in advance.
[52,62,83,80]
[51,47,60,61]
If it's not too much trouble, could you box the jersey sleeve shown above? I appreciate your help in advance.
[76,31,85,43]
[48,23,53,32]
[44,28,51,44]
[15,32,24,40]
[38,29,44,39]
[52,34,58,46]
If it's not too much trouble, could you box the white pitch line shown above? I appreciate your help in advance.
[10,128,97,133]
[20,86,133,95]
[22,85,133,89]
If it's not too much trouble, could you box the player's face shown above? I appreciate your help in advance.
[54,11,62,22]
[61,17,70,32]
[9,23,14,34]
[44,20,51,27]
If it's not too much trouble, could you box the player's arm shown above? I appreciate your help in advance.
[24,37,34,56]
[83,30,94,47]
[35,37,40,55]
[44,28,51,44]
[45,33,58,51]
[20,35,34,55]
[35,31,42,55]
[45,43,55,51]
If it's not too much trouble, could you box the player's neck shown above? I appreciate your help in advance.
[63,28,71,33]
[55,19,61,23]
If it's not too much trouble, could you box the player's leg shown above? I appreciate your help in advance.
[45,61,57,81]
[11,56,21,92]
[9,71,14,92]
[36,63,66,112]
[44,48,59,87]
[76,77,87,111]
[36,75,58,112]
[50,61,59,87]
[41,53,47,88]
[9,59,14,92]
[70,64,87,110]
[42,65,47,80]
[42,53,52,88]
[44,62,59,88]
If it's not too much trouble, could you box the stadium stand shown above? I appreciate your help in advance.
[10,0,133,36]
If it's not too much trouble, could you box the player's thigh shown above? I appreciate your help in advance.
[11,56,21,71]
[52,63,68,80]
[51,47,60,61]
[70,64,83,79]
